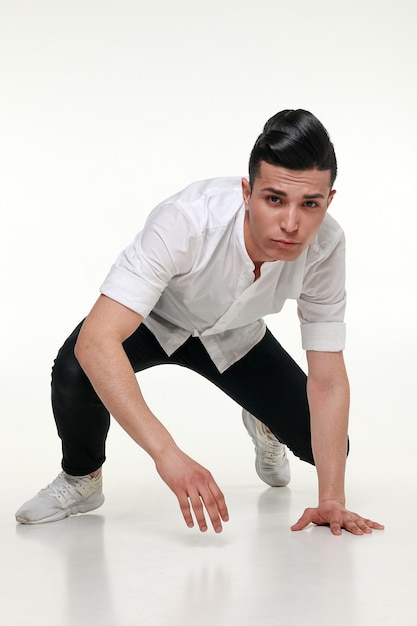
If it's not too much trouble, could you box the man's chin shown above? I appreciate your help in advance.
[270,247,305,262]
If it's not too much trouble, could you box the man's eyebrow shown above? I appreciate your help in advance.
[260,187,287,196]
[260,187,325,199]
[303,193,325,199]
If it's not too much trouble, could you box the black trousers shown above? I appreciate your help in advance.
[51,322,314,476]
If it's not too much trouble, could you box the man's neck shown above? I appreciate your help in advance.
[253,262,263,281]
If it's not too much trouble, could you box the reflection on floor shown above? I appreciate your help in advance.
[3,448,414,626]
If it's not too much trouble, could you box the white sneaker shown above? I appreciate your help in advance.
[15,471,105,524]
[242,409,290,487]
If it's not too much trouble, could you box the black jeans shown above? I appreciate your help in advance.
[51,322,314,476]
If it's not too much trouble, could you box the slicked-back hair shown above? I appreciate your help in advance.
[248,109,337,189]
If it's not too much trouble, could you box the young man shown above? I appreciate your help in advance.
[16,109,383,536]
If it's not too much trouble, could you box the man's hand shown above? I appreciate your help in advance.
[291,499,384,536]
[155,448,229,533]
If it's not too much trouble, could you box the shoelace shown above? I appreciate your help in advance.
[40,473,88,497]
[256,424,286,465]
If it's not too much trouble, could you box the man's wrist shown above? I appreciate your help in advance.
[319,497,346,506]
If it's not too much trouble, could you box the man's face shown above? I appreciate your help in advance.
[242,161,336,264]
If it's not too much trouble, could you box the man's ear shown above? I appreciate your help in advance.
[241,177,251,209]
[326,189,336,210]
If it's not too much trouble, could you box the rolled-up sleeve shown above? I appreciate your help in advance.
[298,217,347,352]
[100,204,195,318]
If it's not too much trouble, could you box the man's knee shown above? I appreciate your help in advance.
[51,329,91,399]
[53,353,89,396]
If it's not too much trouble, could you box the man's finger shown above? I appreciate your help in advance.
[188,491,209,532]
[208,482,229,526]
[291,509,312,531]
[329,520,343,535]
[197,485,230,533]
[366,519,385,530]
[178,494,195,528]
[201,492,223,533]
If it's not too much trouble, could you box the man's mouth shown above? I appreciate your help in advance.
[272,239,300,250]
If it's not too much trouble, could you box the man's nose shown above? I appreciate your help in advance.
[280,206,299,232]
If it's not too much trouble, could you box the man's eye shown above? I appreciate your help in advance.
[304,201,318,208]
[267,196,280,204]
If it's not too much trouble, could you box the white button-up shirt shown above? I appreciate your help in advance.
[100,177,346,373]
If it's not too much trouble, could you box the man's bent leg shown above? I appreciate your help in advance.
[51,321,111,476]
[171,329,314,465]
[52,321,171,475]
[16,321,110,523]
[226,329,314,465]
[16,322,173,524]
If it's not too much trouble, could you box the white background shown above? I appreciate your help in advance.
[1,2,417,624]
[1,0,416,480]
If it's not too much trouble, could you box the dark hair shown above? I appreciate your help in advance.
[248,109,337,188]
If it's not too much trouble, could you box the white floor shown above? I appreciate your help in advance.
[3,359,416,626]
[4,454,412,626]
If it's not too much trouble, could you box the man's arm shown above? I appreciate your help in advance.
[74,294,229,533]
[291,350,384,535]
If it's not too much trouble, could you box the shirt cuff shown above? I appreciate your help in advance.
[100,265,161,318]
[300,322,346,352]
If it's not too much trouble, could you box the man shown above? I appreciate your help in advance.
[16,109,383,536]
